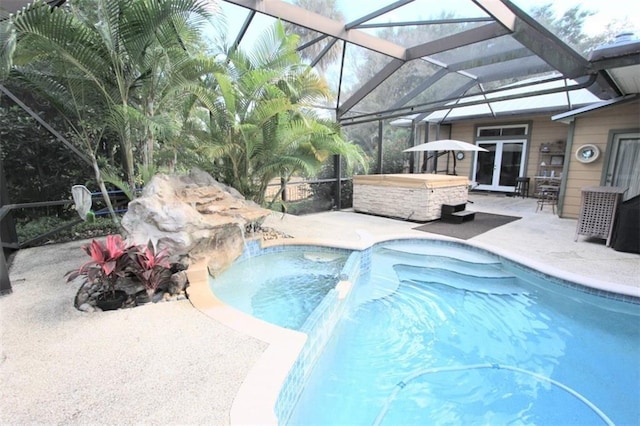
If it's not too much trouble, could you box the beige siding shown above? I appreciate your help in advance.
[440,101,640,219]
[448,117,571,188]
[527,118,570,181]
[449,122,475,177]
[418,101,639,218]
[562,100,640,218]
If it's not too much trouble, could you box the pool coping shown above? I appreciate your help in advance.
[185,258,307,425]
[186,233,640,425]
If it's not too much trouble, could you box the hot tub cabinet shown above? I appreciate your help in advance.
[353,174,469,222]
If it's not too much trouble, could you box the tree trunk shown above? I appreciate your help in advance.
[144,133,154,169]
[143,99,155,168]
[121,100,137,196]
[90,153,119,224]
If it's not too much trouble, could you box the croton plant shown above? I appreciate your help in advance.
[66,235,173,299]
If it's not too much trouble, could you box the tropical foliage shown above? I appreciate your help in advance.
[66,234,173,299]
[185,21,366,205]
[129,241,172,297]
[0,103,93,211]
[3,0,363,216]
[66,234,130,296]
[6,0,215,221]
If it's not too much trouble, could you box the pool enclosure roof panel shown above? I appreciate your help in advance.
[4,0,639,126]
[421,76,603,123]
[390,77,603,126]
[219,0,639,126]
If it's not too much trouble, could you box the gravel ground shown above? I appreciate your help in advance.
[0,239,266,425]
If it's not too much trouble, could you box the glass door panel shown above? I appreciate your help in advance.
[498,143,524,187]
[606,134,640,201]
[474,140,526,191]
[475,144,496,185]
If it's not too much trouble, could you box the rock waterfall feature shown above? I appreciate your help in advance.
[121,169,271,276]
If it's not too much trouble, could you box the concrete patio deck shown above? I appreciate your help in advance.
[266,193,639,290]
[1,194,638,424]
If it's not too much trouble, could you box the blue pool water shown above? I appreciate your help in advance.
[287,241,640,425]
[209,249,348,330]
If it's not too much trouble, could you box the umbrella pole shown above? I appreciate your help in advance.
[452,150,457,175]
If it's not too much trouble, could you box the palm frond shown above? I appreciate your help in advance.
[0,12,16,80]
[100,166,134,201]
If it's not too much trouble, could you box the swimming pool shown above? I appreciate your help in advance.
[209,248,349,330]
[206,239,639,425]
[287,240,639,425]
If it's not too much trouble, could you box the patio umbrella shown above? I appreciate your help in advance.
[403,139,488,175]
[403,139,488,153]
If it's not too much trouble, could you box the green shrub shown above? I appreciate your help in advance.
[16,216,66,242]
[16,216,121,245]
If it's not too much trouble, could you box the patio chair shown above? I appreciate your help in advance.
[536,184,559,213]
[514,177,530,198]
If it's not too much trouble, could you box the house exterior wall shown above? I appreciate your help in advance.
[448,122,474,177]
[437,100,639,219]
[561,100,640,218]
[445,116,570,192]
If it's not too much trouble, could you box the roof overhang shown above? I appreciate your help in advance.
[551,94,640,124]
[389,76,603,126]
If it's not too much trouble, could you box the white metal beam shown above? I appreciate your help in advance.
[223,0,406,60]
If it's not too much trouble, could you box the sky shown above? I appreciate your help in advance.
[334,0,638,36]
[518,0,639,35]
[215,0,639,45]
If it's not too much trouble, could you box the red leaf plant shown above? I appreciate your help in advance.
[66,235,131,298]
[128,241,172,298]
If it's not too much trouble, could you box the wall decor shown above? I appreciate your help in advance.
[575,144,600,163]
[550,155,564,166]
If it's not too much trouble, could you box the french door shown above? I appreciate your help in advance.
[473,140,526,191]
[605,132,640,200]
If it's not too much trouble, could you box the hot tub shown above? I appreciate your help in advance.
[353,174,469,222]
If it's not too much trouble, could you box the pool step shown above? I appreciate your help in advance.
[358,243,520,305]
[393,264,524,295]
[380,244,499,265]
[379,249,505,278]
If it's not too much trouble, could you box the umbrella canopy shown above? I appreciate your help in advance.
[403,139,489,153]
[403,139,488,175]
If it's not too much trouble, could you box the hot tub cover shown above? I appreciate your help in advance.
[353,174,468,189]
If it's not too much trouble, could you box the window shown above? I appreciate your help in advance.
[477,125,528,137]
[478,128,501,137]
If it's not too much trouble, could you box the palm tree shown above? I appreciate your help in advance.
[8,0,214,215]
[187,21,365,205]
